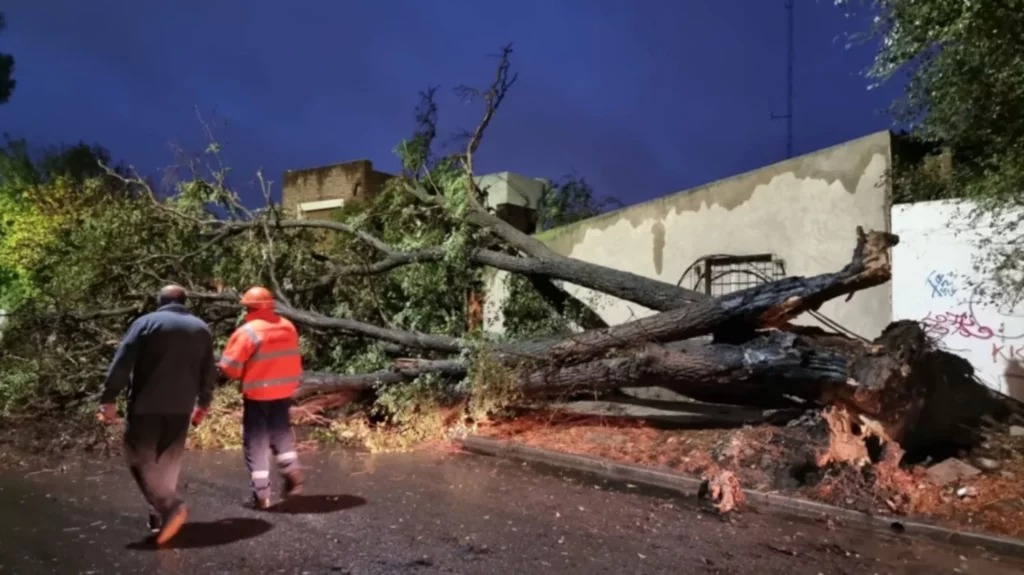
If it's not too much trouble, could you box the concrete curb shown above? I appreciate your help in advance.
[458,435,1024,560]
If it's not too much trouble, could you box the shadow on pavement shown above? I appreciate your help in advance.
[267,494,367,515]
[126,517,273,550]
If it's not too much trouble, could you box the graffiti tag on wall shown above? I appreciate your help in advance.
[992,343,1024,364]
[920,311,995,340]
[894,201,1024,399]
[926,270,959,298]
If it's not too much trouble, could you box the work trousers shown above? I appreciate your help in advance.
[242,397,299,499]
[123,413,190,518]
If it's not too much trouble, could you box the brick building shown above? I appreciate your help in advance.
[281,161,549,234]
[281,159,393,220]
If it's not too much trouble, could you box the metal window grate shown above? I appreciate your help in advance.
[678,254,786,297]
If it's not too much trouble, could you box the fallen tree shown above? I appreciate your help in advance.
[1,45,1018,485]
[284,223,1013,470]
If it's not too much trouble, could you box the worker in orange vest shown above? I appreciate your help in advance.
[217,286,304,509]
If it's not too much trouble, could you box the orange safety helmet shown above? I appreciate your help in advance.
[240,286,275,309]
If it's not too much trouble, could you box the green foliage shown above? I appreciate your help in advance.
[466,348,521,422]
[500,274,577,340]
[0,358,38,417]
[839,0,1024,305]
[372,373,452,428]
[537,175,621,232]
[499,176,617,340]
[0,56,619,444]
[0,138,322,417]
[0,13,15,105]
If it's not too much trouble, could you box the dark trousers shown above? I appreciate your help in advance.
[123,414,190,517]
[242,398,299,498]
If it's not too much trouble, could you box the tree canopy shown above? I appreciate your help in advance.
[838,0,1024,304]
[0,59,620,418]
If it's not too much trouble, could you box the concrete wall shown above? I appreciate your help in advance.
[892,199,1024,400]
[485,130,894,339]
[281,159,392,217]
[476,172,548,234]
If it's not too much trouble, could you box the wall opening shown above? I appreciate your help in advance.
[677,254,786,296]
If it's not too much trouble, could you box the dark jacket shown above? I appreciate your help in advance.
[100,303,216,415]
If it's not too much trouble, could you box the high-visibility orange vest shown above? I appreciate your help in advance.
[218,309,302,401]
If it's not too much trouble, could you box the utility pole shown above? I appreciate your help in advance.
[770,0,795,159]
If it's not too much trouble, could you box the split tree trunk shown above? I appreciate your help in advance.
[520,227,897,365]
[296,227,900,409]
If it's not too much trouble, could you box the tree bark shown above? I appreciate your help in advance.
[515,332,848,407]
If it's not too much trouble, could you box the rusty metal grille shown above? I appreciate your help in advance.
[678,254,786,297]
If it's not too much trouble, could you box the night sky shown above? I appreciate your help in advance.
[0,0,899,207]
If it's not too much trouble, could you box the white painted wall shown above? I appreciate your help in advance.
[485,131,894,339]
[892,199,1024,399]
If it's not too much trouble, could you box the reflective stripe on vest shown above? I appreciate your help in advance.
[218,324,261,371]
[242,375,302,391]
[241,324,260,345]
[219,357,244,370]
[252,349,301,362]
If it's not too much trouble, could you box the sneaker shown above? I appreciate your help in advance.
[147,513,162,534]
[253,495,272,510]
[155,503,188,546]
[282,470,304,497]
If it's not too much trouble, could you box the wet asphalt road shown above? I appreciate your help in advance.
[0,449,1021,575]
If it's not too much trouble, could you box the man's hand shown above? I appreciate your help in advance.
[97,403,118,424]
[191,407,208,425]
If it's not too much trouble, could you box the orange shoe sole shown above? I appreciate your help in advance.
[155,504,188,546]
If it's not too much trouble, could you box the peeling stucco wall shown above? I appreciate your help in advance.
[485,130,894,339]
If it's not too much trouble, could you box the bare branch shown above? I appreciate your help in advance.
[464,43,518,160]
[191,205,706,310]
[297,359,467,399]
[256,169,291,306]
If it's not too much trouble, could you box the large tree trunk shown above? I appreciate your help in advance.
[515,332,847,407]
[297,320,1011,470]
[294,227,898,403]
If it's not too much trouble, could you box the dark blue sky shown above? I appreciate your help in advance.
[0,0,898,206]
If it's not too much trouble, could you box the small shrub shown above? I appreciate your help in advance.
[467,350,521,423]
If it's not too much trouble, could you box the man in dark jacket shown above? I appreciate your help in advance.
[99,284,216,545]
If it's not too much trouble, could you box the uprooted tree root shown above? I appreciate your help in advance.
[473,363,1024,528]
[699,469,746,514]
